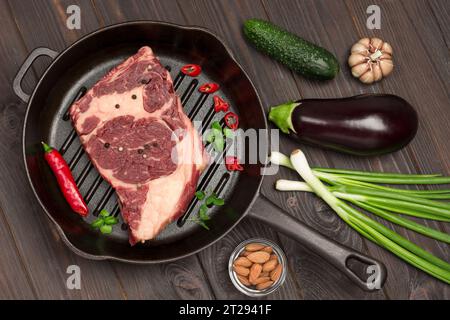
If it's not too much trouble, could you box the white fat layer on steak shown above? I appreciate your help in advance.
[69,46,208,243]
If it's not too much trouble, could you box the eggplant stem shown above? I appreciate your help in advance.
[268,102,299,134]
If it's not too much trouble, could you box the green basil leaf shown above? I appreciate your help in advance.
[199,204,210,221]
[196,219,210,230]
[212,198,225,206]
[213,137,224,152]
[212,128,222,137]
[99,209,110,217]
[223,127,234,138]
[195,190,205,200]
[100,224,113,234]
[205,131,215,143]
[104,216,118,225]
[211,121,222,131]
[205,195,215,206]
[91,218,104,229]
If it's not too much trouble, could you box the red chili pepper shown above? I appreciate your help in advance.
[181,64,202,77]
[213,95,229,113]
[225,156,243,171]
[199,82,219,94]
[42,142,89,217]
[224,112,239,130]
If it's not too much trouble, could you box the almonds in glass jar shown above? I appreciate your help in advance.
[348,37,393,84]
[232,242,283,291]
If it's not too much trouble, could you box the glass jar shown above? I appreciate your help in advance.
[228,238,287,297]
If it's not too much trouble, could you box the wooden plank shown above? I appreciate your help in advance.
[344,0,450,299]
[93,0,186,25]
[428,0,450,48]
[399,0,450,233]
[401,0,449,96]
[2,0,128,299]
[0,202,35,298]
[0,0,69,299]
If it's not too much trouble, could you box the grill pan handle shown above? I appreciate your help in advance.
[13,47,58,103]
[248,193,387,291]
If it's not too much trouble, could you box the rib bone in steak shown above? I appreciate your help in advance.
[70,47,208,244]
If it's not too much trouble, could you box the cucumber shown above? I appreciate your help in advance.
[243,19,339,80]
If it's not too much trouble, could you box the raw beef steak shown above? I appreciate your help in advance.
[70,46,208,244]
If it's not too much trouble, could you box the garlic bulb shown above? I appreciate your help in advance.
[348,37,394,84]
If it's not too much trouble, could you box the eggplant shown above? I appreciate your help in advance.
[268,94,418,156]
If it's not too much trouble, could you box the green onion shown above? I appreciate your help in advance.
[276,179,450,243]
[351,201,450,244]
[330,186,450,217]
[270,151,295,170]
[275,179,312,192]
[270,151,450,185]
[312,167,442,178]
[315,173,450,185]
[360,200,450,222]
[315,173,450,199]
[287,149,450,284]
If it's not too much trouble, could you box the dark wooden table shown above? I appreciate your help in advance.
[0,0,448,299]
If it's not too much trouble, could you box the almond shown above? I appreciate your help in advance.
[234,257,252,268]
[251,276,271,285]
[240,250,251,257]
[260,272,269,277]
[262,246,273,253]
[249,263,262,284]
[256,280,274,290]
[270,254,278,261]
[270,264,283,282]
[233,265,250,277]
[237,275,251,286]
[245,243,265,252]
[247,251,270,264]
[262,259,278,272]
